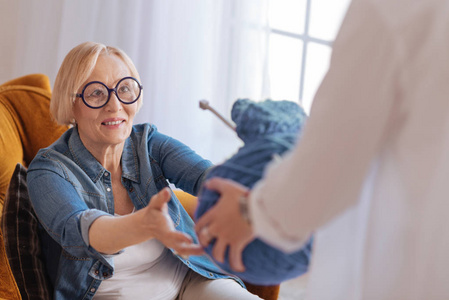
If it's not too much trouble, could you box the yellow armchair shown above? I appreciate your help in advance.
[0,74,69,299]
[0,74,279,300]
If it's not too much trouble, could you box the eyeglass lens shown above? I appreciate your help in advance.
[83,78,140,108]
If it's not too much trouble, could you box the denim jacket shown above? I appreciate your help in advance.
[27,124,242,300]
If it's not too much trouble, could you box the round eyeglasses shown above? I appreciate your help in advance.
[76,77,143,109]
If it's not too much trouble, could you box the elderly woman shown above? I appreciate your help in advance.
[27,42,260,300]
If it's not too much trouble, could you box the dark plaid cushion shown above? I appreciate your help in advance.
[1,164,51,300]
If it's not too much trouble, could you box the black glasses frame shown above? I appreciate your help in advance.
[75,76,143,109]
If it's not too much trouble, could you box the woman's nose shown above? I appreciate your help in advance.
[105,91,122,112]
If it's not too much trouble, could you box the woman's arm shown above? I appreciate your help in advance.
[28,162,202,260]
[149,132,213,195]
[88,188,203,255]
[27,165,109,261]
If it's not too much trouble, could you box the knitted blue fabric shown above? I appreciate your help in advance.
[195,99,313,285]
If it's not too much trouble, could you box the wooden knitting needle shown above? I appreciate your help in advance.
[199,100,236,131]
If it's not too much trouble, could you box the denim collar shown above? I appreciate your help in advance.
[68,127,140,184]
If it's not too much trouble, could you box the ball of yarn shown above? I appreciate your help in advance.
[195,99,313,285]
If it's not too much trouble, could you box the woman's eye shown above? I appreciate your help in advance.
[88,89,105,98]
[119,86,130,93]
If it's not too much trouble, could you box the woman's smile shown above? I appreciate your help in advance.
[101,118,126,127]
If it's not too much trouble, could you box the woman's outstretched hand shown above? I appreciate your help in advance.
[144,187,204,257]
[195,178,255,272]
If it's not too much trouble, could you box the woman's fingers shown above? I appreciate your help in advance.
[204,177,247,194]
[212,238,227,263]
[173,243,204,257]
[198,225,214,247]
[165,231,204,256]
[148,187,171,210]
[229,242,246,272]
[144,188,204,256]
[195,177,254,271]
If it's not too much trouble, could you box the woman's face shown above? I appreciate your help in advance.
[73,54,138,151]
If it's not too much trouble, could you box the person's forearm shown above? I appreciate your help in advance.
[88,210,153,254]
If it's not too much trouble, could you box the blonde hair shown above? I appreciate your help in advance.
[51,41,143,125]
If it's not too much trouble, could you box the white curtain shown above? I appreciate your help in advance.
[0,0,270,164]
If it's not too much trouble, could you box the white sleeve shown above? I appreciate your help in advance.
[249,2,401,253]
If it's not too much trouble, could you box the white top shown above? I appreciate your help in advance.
[94,215,189,299]
[250,0,449,299]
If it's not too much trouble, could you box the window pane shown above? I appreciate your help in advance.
[268,0,306,35]
[268,34,303,102]
[309,0,351,41]
[302,42,332,113]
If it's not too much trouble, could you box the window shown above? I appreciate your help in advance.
[267,0,351,113]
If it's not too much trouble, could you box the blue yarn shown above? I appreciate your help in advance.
[195,99,313,285]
